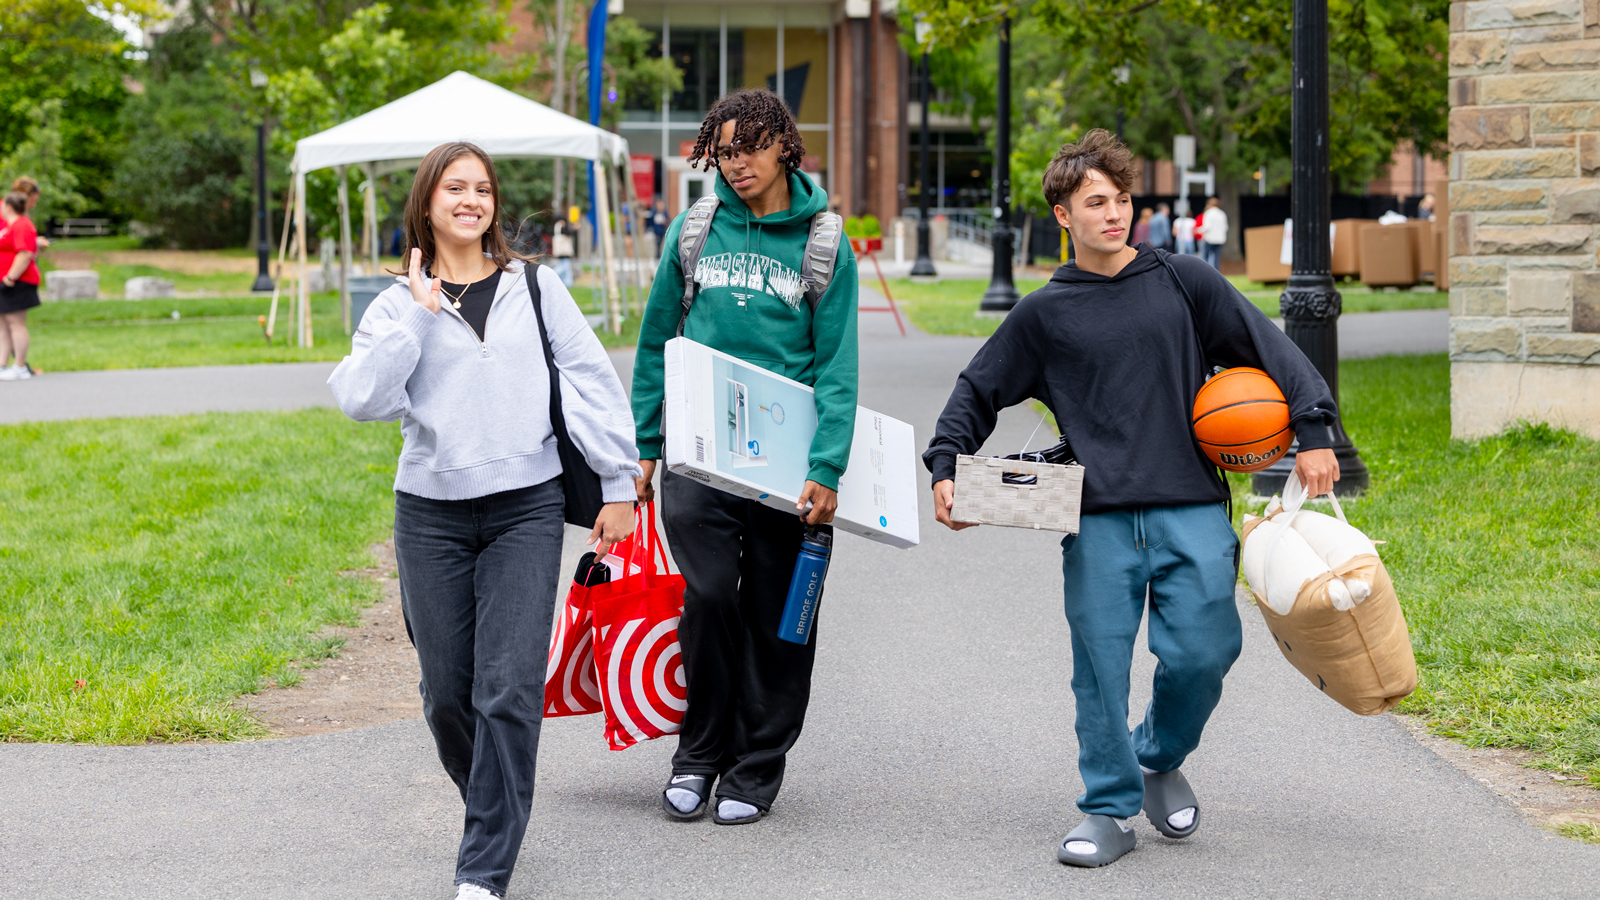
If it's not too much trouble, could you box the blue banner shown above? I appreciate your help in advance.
[586,1,609,242]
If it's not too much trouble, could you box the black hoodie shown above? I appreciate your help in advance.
[924,246,1338,514]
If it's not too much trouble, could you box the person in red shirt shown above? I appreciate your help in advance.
[10,177,50,248]
[0,190,42,380]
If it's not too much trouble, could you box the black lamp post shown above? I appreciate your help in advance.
[250,123,273,292]
[980,13,1019,311]
[249,69,274,292]
[1252,0,1369,495]
[911,47,937,278]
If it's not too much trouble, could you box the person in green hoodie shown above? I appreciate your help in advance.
[632,89,859,826]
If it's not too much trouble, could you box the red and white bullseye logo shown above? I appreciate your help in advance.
[546,603,604,716]
[602,614,686,748]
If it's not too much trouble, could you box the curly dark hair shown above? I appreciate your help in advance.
[1042,128,1137,211]
[687,89,805,174]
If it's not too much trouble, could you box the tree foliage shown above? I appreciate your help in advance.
[1011,79,1083,215]
[0,99,92,223]
[110,22,258,249]
[0,1,157,217]
[906,0,1447,195]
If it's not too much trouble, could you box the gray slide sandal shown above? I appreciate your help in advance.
[1142,768,1200,839]
[1056,815,1137,868]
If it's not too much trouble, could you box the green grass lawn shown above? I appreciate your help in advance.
[78,263,259,296]
[1230,355,1600,782]
[1225,275,1448,317]
[26,286,622,372]
[879,276,1446,337]
[0,410,402,742]
[30,294,352,371]
[43,235,143,252]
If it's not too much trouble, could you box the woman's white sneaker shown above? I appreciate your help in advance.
[456,883,502,899]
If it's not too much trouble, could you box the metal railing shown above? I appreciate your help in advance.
[902,208,1032,267]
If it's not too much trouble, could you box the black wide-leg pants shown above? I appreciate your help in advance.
[392,480,564,897]
[662,472,824,811]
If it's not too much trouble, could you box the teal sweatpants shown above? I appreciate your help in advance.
[1061,502,1243,819]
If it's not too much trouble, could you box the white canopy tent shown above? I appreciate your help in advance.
[278,71,640,345]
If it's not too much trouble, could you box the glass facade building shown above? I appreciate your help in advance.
[618,2,836,217]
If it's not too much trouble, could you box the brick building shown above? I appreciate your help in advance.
[1448,0,1600,438]
[589,0,915,224]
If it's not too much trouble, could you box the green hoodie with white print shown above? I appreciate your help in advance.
[632,170,859,490]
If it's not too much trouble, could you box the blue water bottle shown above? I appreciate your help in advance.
[778,528,831,645]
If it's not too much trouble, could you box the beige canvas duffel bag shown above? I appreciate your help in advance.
[1241,474,1417,715]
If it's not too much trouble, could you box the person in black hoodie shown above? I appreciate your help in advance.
[924,130,1341,868]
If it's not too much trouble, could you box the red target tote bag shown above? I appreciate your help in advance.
[586,503,688,750]
[544,552,610,718]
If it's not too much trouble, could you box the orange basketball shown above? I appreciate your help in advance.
[1192,367,1294,472]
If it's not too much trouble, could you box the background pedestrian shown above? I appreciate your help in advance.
[10,178,50,248]
[0,191,42,380]
[1131,207,1152,247]
[1173,208,1196,255]
[1196,197,1227,269]
[1149,203,1172,251]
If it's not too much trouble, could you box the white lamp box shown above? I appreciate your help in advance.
[663,337,920,548]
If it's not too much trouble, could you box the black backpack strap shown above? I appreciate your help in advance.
[1153,248,1234,518]
[676,194,721,336]
[1153,248,1211,378]
[800,210,845,314]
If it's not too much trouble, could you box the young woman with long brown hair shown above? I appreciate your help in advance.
[329,142,641,899]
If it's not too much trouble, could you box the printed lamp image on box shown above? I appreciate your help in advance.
[663,337,919,548]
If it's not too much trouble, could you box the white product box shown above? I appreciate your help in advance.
[663,337,920,548]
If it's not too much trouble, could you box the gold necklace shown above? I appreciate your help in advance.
[436,260,489,309]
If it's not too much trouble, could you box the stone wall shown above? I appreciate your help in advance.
[1448,0,1600,438]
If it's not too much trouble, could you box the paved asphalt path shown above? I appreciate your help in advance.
[0,360,342,424]
[3,305,1590,899]
[0,299,1444,425]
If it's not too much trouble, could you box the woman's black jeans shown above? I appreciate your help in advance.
[393,479,564,897]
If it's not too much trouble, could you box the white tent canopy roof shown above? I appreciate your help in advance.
[291,71,629,175]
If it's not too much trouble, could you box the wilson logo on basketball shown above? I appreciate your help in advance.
[1191,367,1295,473]
[1218,450,1277,467]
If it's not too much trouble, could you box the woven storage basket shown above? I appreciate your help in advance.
[951,454,1085,533]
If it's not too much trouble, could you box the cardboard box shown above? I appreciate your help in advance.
[662,337,920,548]
[1245,224,1292,283]
[1360,223,1418,286]
[1400,219,1435,278]
[1331,218,1377,276]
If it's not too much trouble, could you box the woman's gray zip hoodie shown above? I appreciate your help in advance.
[329,260,641,502]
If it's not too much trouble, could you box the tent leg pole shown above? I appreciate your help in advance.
[266,182,293,342]
[338,165,353,336]
[607,165,632,321]
[594,163,621,335]
[364,162,379,275]
[296,169,310,347]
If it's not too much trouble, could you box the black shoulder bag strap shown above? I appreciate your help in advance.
[1153,248,1235,525]
[525,263,606,529]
